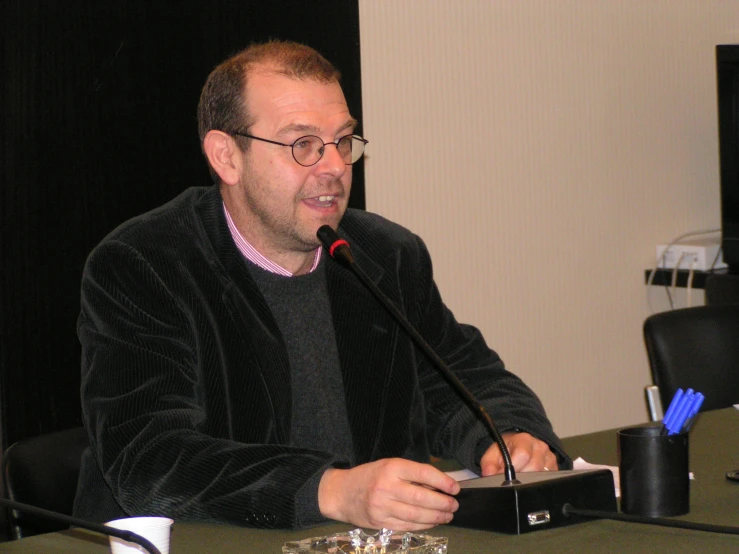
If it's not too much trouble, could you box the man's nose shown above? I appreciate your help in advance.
[314,143,347,177]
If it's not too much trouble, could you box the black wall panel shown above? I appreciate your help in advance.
[0,0,363,449]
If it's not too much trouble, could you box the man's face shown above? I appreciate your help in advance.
[234,70,354,256]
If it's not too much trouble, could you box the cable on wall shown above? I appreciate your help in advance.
[646,228,721,314]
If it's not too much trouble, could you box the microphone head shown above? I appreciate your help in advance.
[317,225,354,264]
[317,225,341,249]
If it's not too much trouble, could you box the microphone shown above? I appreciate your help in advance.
[317,225,518,484]
[317,225,617,534]
[0,498,162,554]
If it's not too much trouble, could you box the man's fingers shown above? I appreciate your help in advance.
[400,461,460,496]
[510,438,558,472]
[362,473,458,531]
[480,433,558,475]
[479,445,506,476]
[508,444,536,470]
[388,496,456,527]
[396,480,459,513]
[319,459,462,531]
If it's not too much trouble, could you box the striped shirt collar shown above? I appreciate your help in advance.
[223,203,321,276]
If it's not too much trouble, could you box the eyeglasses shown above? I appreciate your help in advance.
[232,132,368,167]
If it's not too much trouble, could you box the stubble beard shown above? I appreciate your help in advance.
[239,173,349,255]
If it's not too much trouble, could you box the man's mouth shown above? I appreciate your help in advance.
[304,195,337,208]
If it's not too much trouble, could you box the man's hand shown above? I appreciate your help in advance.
[479,432,558,477]
[318,458,460,531]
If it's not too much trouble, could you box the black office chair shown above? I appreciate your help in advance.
[1,426,89,539]
[643,304,739,416]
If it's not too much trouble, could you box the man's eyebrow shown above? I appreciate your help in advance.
[339,118,358,134]
[276,118,358,137]
[276,123,320,136]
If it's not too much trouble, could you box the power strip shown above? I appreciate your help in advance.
[655,238,727,271]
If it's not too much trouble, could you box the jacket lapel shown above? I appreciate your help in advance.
[193,187,292,444]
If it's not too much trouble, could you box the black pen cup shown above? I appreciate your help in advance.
[618,425,689,517]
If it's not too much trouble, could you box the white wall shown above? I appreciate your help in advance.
[358,1,739,437]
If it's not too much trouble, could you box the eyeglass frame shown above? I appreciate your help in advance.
[231,131,368,167]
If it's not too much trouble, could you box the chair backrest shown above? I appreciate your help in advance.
[1,426,89,539]
[643,305,739,414]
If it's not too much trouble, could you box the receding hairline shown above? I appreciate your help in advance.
[241,62,351,131]
[243,61,345,97]
[234,39,342,85]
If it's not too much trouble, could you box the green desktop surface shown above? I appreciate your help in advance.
[2,409,738,553]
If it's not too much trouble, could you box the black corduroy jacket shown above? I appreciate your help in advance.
[74,185,569,528]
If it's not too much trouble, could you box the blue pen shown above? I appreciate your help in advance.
[662,388,684,434]
[668,389,695,435]
[681,392,705,432]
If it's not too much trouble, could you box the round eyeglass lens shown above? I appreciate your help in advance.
[345,136,366,164]
[292,136,324,166]
[291,135,365,166]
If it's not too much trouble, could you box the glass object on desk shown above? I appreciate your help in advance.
[282,527,448,553]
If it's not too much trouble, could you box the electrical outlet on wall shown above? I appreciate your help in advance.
[655,238,727,271]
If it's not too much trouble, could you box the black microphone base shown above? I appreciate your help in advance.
[452,469,617,534]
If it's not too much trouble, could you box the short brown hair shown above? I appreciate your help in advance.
[197,40,341,180]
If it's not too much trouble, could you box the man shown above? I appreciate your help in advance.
[74,40,570,531]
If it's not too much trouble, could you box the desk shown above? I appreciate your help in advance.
[2,409,738,553]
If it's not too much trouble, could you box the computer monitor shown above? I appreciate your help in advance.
[716,45,739,272]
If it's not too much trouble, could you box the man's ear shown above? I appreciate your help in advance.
[203,130,242,186]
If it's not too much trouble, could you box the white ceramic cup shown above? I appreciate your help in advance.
[105,516,174,554]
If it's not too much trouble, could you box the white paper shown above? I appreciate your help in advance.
[445,469,479,481]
